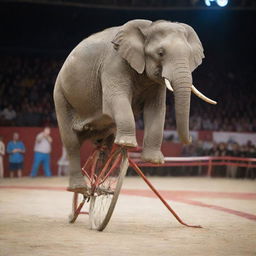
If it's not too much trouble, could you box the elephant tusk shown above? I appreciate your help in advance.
[191,85,217,105]
[164,78,173,92]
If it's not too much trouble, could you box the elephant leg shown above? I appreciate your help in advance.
[141,88,166,164]
[113,96,138,147]
[104,95,138,148]
[54,88,86,191]
[101,62,138,147]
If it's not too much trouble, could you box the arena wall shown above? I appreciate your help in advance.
[0,127,183,177]
[1,127,254,177]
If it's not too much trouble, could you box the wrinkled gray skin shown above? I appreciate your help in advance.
[53,19,204,190]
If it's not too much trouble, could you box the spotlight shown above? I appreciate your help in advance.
[204,0,229,7]
[204,0,213,6]
[216,0,228,7]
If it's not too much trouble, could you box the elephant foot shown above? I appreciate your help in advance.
[114,135,138,148]
[141,149,165,164]
[68,175,88,194]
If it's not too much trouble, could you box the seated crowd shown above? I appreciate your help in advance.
[0,56,60,126]
[0,55,256,132]
[181,139,256,179]
[181,140,256,158]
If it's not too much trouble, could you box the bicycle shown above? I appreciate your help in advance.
[68,143,202,231]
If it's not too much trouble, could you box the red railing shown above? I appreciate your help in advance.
[132,156,256,177]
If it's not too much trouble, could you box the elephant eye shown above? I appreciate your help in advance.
[158,48,165,57]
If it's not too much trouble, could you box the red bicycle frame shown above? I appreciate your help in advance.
[73,145,201,228]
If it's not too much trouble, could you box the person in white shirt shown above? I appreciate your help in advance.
[30,127,52,177]
[57,146,69,176]
[1,105,16,121]
[0,136,5,178]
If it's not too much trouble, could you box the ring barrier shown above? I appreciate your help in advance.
[132,156,256,177]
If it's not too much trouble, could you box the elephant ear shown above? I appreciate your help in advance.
[180,23,205,72]
[112,19,152,74]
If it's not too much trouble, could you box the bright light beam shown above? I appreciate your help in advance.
[204,0,229,7]
[216,0,228,7]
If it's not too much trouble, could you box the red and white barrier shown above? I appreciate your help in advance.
[133,156,256,177]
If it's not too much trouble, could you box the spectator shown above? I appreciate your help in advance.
[208,142,218,156]
[0,136,5,178]
[30,127,52,177]
[57,146,69,176]
[238,144,250,178]
[226,143,240,178]
[207,142,228,176]
[246,145,256,179]
[6,132,26,178]
[1,105,16,125]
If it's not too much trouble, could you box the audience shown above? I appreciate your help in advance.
[0,56,60,127]
[181,140,256,158]
[0,54,255,133]
[181,139,256,178]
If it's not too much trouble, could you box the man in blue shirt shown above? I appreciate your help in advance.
[7,132,25,178]
[30,127,52,177]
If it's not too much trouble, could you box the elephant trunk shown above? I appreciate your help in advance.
[163,60,192,144]
[173,82,192,144]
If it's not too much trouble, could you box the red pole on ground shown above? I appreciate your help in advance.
[73,192,78,211]
[129,159,202,228]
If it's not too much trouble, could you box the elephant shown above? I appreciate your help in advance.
[53,19,216,192]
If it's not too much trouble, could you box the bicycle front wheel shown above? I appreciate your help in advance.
[89,148,128,231]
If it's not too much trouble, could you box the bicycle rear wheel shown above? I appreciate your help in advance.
[89,147,128,231]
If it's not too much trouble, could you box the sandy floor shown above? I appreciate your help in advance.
[0,176,256,256]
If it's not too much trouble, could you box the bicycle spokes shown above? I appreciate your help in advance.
[82,148,123,195]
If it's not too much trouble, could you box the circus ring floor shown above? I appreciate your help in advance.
[0,176,256,256]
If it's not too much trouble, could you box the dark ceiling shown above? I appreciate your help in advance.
[0,2,255,61]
